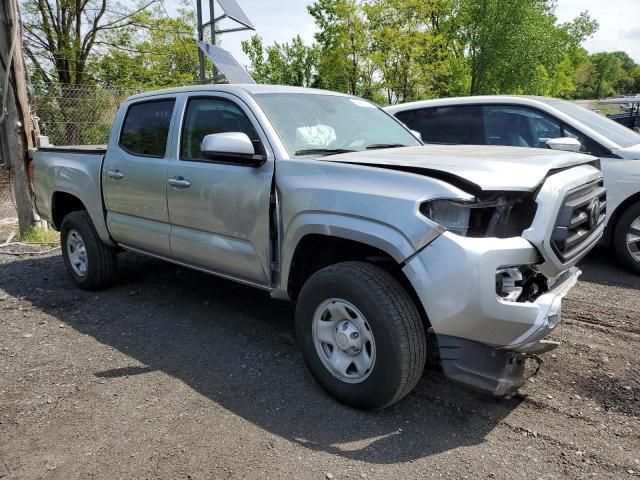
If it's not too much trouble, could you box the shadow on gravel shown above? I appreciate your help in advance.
[0,253,521,464]
[578,247,640,289]
[573,370,640,417]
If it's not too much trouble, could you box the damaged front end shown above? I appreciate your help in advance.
[420,192,538,239]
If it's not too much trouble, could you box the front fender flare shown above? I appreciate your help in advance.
[275,211,441,299]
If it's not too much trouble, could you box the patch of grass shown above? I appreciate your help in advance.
[18,226,60,243]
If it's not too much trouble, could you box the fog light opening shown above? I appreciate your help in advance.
[547,313,561,328]
[496,267,524,302]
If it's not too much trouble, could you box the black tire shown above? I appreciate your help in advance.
[613,201,640,275]
[60,210,118,290]
[295,261,427,410]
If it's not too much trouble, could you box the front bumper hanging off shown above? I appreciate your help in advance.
[402,231,581,395]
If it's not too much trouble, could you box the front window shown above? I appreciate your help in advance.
[180,97,262,161]
[253,93,421,158]
[547,99,640,149]
[484,106,562,148]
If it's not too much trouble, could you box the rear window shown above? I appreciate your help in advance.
[120,100,175,157]
[395,106,481,144]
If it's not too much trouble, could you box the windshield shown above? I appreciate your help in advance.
[548,99,640,148]
[253,93,421,157]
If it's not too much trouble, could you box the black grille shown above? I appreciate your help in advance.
[552,179,606,262]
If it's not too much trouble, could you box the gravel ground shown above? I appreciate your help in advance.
[0,209,638,478]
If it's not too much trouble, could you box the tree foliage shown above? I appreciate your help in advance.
[244,0,637,103]
[242,35,316,87]
[22,0,639,108]
[22,0,160,86]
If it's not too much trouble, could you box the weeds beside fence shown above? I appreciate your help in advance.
[33,85,141,146]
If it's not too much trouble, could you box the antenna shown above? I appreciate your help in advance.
[195,0,256,84]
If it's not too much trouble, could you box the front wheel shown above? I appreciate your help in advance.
[613,201,640,275]
[295,261,427,410]
[60,210,118,290]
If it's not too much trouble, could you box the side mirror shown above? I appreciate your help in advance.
[410,129,422,141]
[546,137,582,153]
[201,132,265,166]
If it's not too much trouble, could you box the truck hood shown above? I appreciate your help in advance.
[325,145,598,193]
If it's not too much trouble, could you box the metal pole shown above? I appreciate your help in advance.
[209,0,215,45]
[208,0,218,81]
[196,0,205,83]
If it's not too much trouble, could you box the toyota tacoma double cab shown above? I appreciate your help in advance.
[33,85,605,409]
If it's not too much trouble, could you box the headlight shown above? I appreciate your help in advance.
[420,195,537,238]
[420,199,472,236]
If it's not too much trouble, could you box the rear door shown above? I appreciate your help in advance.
[165,93,274,286]
[394,105,483,145]
[103,97,176,256]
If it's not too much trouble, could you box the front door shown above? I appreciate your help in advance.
[103,98,176,256]
[166,94,274,286]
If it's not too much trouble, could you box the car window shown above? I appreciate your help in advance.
[484,106,561,148]
[180,97,262,161]
[394,106,479,144]
[120,99,175,157]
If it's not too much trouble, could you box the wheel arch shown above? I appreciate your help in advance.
[52,191,87,229]
[605,191,640,245]
[281,232,432,330]
[50,188,114,247]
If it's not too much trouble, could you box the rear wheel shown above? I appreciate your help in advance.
[295,261,427,409]
[61,211,118,290]
[613,201,640,275]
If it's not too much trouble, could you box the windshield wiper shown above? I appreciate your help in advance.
[366,143,407,150]
[294,148,358,157]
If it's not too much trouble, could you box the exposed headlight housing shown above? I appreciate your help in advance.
[420,194,537,238]
[420,199,472,236]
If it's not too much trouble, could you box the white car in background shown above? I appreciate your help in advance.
[386,96,640,273]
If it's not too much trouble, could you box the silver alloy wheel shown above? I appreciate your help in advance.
[66,229,88,277]
[312,298,376,384]
[627,216,640,263]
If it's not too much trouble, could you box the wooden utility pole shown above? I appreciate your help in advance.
[0,0,35,234]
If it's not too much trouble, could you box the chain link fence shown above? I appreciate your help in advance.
[33,85,141,146]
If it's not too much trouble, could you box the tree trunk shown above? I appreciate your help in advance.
[0,0,36,234]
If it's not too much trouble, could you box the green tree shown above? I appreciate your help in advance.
[242,35,317,87]
[590,52,623,98]
[89,5,200,89]
[365,0,449,103]
[456,0,597,95]
[308,0,373,96]
[22,0,159,87]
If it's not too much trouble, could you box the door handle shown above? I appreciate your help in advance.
[168,176,191,189]
[107,170,125,180]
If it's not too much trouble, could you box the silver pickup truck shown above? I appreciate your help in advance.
[34,85,605,409]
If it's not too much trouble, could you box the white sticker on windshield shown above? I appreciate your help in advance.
[350,99,376,108]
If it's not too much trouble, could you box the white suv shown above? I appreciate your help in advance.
[386,96,640,273]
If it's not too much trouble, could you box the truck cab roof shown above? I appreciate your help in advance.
[127,84,353,103]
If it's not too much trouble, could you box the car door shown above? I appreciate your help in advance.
[165,93,274,286]
[103,97,176,256]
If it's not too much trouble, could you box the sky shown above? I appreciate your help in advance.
[166,0,640,66]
